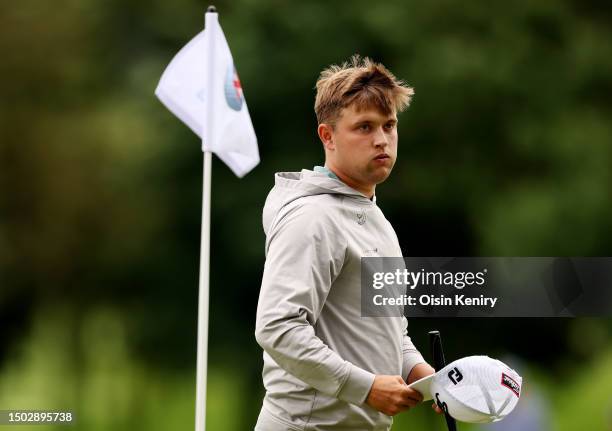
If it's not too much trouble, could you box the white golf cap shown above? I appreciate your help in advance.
[408,355,522,423]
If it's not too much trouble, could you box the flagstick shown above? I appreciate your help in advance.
[196,7,217,430]
[195,150,212,431]
[155,4,256,427]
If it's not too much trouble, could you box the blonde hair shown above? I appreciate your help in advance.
[314,55,414,125]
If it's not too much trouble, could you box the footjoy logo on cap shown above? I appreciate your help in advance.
[501,373,520,397]
[448,367,463,385]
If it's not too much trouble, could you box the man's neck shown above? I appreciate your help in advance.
[323,164,375,199]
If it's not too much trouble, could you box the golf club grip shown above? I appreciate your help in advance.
[429,331,446,371]
[429,331,458,431]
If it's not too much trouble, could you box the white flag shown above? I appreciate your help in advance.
[155,12,259,177]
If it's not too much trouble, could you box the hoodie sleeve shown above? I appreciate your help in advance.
[255,203,375,405]
[401,316,426,382]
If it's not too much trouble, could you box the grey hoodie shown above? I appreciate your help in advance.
[255,169,425,431]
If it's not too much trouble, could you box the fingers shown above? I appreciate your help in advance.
[406,388,424,403]
[384,382,420,415]
[393,376,422,407]
[431,402,444,415]
[400,387,423,407]
[366,375,428,417]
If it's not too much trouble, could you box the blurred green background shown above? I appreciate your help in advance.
[1,0,611,429]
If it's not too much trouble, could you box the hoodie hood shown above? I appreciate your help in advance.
[262,169,372,236]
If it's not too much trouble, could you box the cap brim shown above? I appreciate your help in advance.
[407,373,435,401]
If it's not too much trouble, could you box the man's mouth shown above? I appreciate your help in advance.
[374,153,390,160]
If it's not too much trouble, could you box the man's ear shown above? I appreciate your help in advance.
[317,123,335,151]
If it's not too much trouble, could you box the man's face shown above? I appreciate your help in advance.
[323,104,398,191]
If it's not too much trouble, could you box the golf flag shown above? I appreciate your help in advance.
[155,8,257,430]
[155,11,259,177]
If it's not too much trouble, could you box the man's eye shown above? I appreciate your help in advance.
[384,123,396,130]
[358,124,370,131]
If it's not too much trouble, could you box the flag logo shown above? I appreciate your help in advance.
[225,63,243,111]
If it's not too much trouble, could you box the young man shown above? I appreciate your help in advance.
[255,56,435,430]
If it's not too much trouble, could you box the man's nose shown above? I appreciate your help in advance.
[374,127,389,148]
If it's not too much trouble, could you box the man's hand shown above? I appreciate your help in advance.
[365,375,423,416]
[406,362,445,416]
